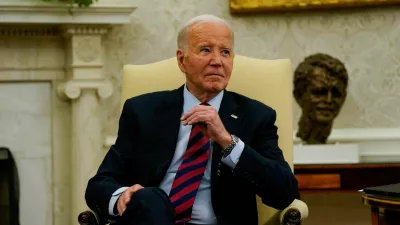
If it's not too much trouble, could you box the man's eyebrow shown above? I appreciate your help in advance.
[198,43,210,48]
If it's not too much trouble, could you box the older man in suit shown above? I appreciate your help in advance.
[85,14,299,225]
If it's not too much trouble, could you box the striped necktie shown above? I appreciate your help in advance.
[169,103,211,224]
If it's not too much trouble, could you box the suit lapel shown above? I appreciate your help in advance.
[218,91,243,138]
[213,91,244,155]
[153,85,184,184]
[211,91,244,207]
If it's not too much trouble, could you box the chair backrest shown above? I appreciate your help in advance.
[121,55,293,225]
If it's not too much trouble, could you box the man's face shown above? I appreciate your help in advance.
[177,22,234,94]
[300,67,347,123]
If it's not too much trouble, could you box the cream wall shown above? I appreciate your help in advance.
[102,0,400,137]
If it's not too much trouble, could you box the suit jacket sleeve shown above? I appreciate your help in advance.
[85,99,137,217]
[232,108,299,210]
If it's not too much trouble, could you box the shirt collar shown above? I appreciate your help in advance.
[183,84,224,114]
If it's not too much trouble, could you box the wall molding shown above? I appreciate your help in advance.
[58,80,113,99]
[0,26,59,37]
[0,2,136,25]
[0,69,65,81]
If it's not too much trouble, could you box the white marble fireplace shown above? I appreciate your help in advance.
[0,2,135,225]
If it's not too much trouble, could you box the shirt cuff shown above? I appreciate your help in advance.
[221,139,244,169]
[108,187,129,216]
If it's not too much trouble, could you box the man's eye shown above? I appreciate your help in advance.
[311,88,328,96]
[332,88,342,97]
[201,48,210,52]
[222,50,230,55]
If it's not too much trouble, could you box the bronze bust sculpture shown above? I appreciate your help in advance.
[293,53,348,144]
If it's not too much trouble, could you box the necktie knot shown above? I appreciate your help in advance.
[200,102,209,106]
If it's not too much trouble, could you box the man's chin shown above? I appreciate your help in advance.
[314,114,335,124]
[203,82,226,93]
[314,110,338,122]
[315,118,333,124]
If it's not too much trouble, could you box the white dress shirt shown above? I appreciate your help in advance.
[109,85,245,224]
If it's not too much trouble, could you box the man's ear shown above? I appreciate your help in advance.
[176,49,186,73]
[293,90,303,107]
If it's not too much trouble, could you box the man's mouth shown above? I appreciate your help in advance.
[317,108,333,111]
[206,74,224,77]
[316,105,335,111]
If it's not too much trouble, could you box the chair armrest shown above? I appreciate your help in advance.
[78,210,103,225]
[78,200,309,225]
[279,199,309,225]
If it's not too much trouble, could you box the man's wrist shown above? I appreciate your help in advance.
[109,187,128,216]
[221,134,239,158]
[218,132,233,149]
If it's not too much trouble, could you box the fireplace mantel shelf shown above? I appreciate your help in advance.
[0,2,136,25]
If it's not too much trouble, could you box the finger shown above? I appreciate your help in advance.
[132,184,143,188]
[123,185,142,204]
[118,191,127,214]
[117,195,125,215]
[120,204,126,215]
[118,184,142,215]
[184,112,209,125]
[189,110,215,125]
[117,198,122,214]
[124,196,131,205]
[123,189,135,201]
[181,107,199,121]
[127,184,144,200]
[185,115,205,126]
[132,184,144,193]
[120,194,134,215]
[181,105,210,120]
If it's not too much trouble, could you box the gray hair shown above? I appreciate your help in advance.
[177,14,234,51]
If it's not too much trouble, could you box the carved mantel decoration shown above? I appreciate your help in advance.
[0,2,136,225]
[57,25,113,100]
[229,0,400,13]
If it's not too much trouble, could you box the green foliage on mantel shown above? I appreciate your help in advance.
[41,0,97,7]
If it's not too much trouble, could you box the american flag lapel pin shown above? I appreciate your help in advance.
[231,114,238,119]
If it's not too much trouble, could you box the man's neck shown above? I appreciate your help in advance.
[296,115,333,144]
[186,84,219,103]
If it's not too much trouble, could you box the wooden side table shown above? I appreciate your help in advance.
[362,194,400,225]
[294,163,400,192]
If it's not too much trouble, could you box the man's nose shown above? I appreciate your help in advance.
[326,91,332,103]
[209,52,223,66]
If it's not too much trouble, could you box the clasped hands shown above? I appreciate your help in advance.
[117,104,232,215]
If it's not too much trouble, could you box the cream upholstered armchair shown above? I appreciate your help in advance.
[78,55,309,225]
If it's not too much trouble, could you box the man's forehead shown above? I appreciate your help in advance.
[189,21,230,32]
[310,74,344,87]
[196,41,232,47]
[188,23,232,38]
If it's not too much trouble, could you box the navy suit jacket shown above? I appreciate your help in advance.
[85,85,299,225]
